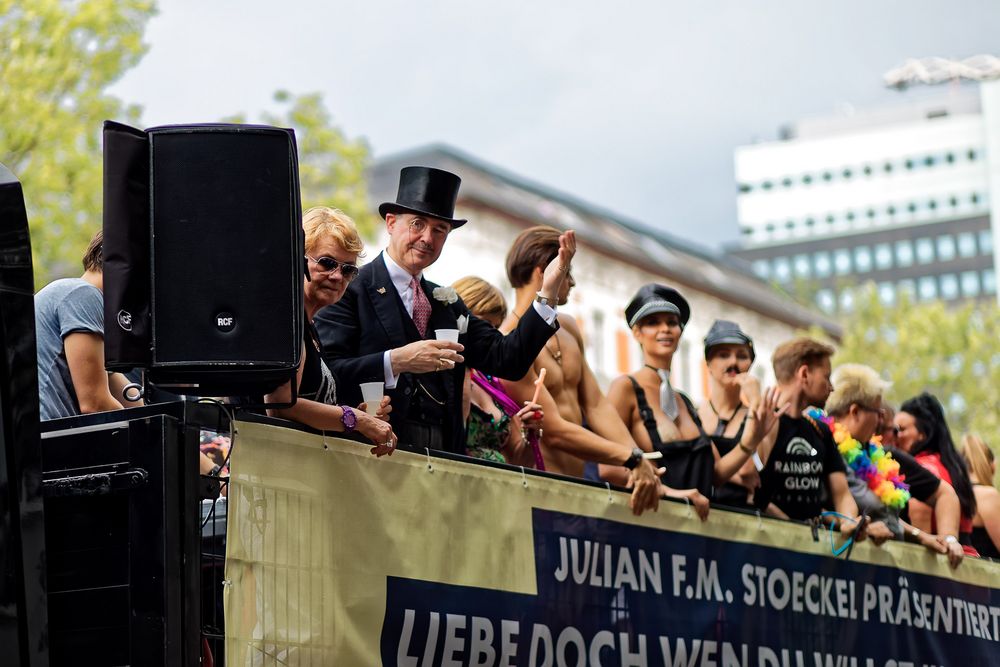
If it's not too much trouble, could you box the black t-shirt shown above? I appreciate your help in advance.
[890,447,940,503]
[755,415,847,520]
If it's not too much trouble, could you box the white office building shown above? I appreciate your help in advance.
[729,83,1000,313]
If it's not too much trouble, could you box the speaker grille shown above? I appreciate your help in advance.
[150,128,300,368]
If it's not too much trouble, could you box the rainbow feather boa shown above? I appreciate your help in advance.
[807,408,911,510]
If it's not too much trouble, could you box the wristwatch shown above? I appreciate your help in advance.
[623,446,644,470]
[340,405,358,433]
[535,292,554,307]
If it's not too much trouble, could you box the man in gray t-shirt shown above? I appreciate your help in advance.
[34,231,128,420]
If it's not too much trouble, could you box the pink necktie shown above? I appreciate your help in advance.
[411,275,431,338]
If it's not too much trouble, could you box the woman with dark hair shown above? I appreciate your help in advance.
[895,392,978,555]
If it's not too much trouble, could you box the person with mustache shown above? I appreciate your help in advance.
[697,320,764,510]
[315,167,574,456]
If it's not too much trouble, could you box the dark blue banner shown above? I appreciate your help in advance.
[382,509,998,666]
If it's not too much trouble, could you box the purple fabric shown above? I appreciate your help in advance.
[471,370,545,471]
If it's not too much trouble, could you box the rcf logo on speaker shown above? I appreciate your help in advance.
[117,310,133,332]
[216,312,236,333]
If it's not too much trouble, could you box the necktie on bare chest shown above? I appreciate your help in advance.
[411,275,431,338]
[655,368,680,421]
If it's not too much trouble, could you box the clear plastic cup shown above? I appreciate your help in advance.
[359,382,384,415]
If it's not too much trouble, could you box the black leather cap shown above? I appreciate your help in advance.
[378,166,467,228]
[703,319,755,360]
[624,284,690,328]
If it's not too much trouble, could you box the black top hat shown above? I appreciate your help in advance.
[378,166,467,228]
[624,284,690,328]
[703,319,755,360]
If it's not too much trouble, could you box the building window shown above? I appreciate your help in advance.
[924,156,936,167]
[918,276,938,300]
[863,165,873,175]
[738,183,752,193]
[846,211,856,222]
[854,246,872,272]
[915,238,935,264]
[816,289,835,314]
[762,181,773,190]
[907,202,918,213]
[782,177,793,187]
[878,282,896,305]
[979,230,994,255]
[945,152,955,163]
[887,205,897,216]
[839,290,855,312]
[936,235,956,261]
[591,311,605,370]
[905,158,915,170]
[834,249,852,275]
[895,240,914,267]
[874,244,893,270]
[940,274,959,300]
[949,195,959,207]
[971,192,980,205]
[785,220,796,230]
[793,254,811,278]
[984,269,996,295]
[957,232,977,258]
[928,199,938,211]
[898,279,916,300]
[753,260,770,279]
[822,171,833,182]
[968,149,978,161]
[884,162,894,173]
[802,174,813,185]
[961,271,980,297]
[773,257,791,282]
[814,251,832,278]
[765,223,776,233]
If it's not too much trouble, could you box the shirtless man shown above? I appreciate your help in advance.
[499,226,663,514]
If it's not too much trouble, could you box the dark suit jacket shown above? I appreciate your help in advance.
[314,252,557,453]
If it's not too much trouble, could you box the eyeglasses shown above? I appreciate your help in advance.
[858,405,885,417]
[407,218,451,240]
[306,255,359,281]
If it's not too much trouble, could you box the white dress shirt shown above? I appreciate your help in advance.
[380,252,557,388]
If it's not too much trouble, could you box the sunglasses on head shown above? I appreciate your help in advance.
[306,255,359,281]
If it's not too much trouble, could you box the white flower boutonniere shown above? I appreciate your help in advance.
[456,314,469,334]
[432,286,458,305]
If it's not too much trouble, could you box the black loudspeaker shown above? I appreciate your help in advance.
[103,123,304,393]
[0,163,49,666]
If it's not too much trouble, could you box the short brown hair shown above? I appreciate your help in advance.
[302,206,365,257]
[506,225,560,288]
[771,337,834,383]
[82,230,103,272]
[453,276,507,322]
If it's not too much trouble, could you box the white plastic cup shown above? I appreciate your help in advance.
[435,328,460,343]
[359,382,384,415]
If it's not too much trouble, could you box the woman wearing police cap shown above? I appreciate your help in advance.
[608,285,784,516]
[698,320,763,510]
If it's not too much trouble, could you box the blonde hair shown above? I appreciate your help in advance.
[962,433,996,486]
[302,206,365,257]
[772,337,835,383]
[452,276,507,322]
[826,363,890,417]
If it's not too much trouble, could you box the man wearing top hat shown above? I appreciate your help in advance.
[315,166,575,455]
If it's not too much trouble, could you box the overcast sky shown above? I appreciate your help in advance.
[110,1,1000,247]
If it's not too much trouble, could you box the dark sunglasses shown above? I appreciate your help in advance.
[306,255,359,281]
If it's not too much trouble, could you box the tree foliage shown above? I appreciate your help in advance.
[230,91,378,239]
[0,0,155,284]
[834,286,1000,452]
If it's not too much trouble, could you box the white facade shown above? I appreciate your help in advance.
[736,98,991,247]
